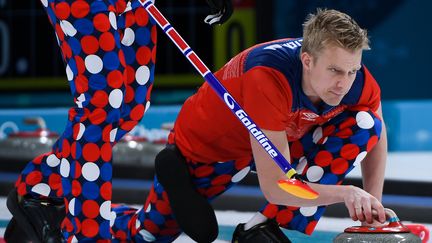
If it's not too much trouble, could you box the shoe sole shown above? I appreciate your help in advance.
[6,188,42,243]
[155,146,218,242]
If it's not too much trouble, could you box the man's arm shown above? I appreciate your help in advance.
[361,103,387,201]
[251,129,386,223]
[360,103,387,222]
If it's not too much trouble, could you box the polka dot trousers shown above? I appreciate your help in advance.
[15,0,157,241]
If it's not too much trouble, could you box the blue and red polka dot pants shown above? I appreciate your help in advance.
[106,108,381,242]
[15,0,157,241]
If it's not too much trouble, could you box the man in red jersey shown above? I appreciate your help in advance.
[149,8,389,243]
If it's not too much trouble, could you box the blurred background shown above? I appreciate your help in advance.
[1,0,432,150]
[0,0,431,241]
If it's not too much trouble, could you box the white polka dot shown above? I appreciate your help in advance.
[306,166,324,182]
[31,183,51,196]
[312,127,323,144]
[135,219,141,229]
[231,166,250,183]
[322,137,328,144]
[66,64,73,81]
[60,158,70,177]
[82,162,100,181]
[145,203,151,213]
[100,201,112,220]
[40,0,48,7]
[136,66,150,85]
[145,101,151,113]
[110,211,117,227]
[60,20,77,37]
[69,198,76,216]
[124,1,132,13]
[76,123,85,140]
[353,151,367,167]
[356,111,374,129]
[85,55,103,74]
[110,128,118,142]
[75,93,86,108]
[109,89,123,108]
[109,12,117,30]
[296,156,308,174]
[121,28,135,46]
[139,229,156,242]
[47,154,60,167]
[300,206,318,217]
[71,236,78,243]
[55,33,60,46]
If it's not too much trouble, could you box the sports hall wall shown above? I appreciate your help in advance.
[0,0,431,151]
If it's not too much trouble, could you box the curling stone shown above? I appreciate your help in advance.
[405,223,430,243]
[333,208,422,243]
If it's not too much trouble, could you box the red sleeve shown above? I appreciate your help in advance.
[357,65,381,112]
[241,67,293,131]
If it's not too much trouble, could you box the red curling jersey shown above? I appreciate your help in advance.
[169,38,381,163]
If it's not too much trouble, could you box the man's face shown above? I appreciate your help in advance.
[302,45,363,106]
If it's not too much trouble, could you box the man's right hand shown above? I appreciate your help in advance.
[204,0,233,25]
[343,185,386,224]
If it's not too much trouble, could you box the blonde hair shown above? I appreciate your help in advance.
[301,9,369,57]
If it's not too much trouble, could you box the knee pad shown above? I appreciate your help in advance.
[154,145,218,243]
[154,145,188,182]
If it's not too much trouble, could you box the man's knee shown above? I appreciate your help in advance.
[154,145,218,243]
[154,145,187,179]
